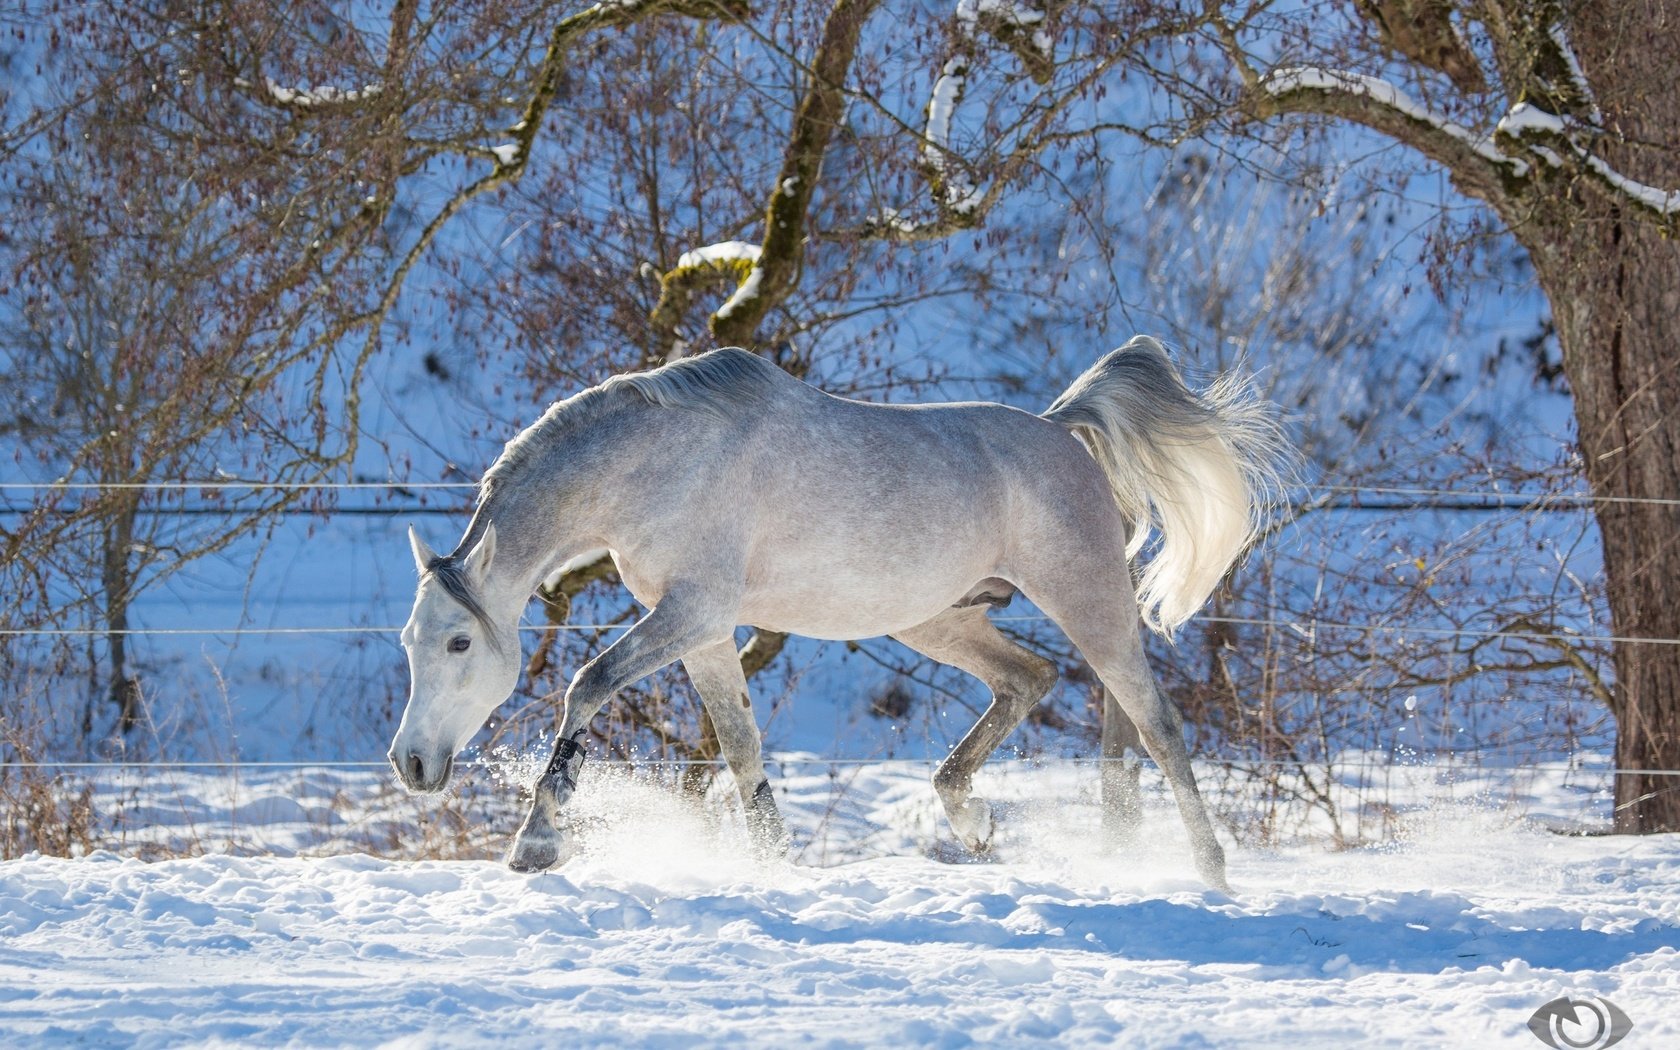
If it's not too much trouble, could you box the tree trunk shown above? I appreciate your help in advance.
[100,491,143,736]
[1523,2,1680,832]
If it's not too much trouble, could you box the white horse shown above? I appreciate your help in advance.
[390,339,1290,889]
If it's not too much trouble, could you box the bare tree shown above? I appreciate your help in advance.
[5,0,1664,841]
[1171,1,1680,831]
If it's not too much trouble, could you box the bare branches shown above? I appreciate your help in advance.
[709,0,883,348]
[1240,3,1679,230]
[1248,66,1523,204]
[1357,1,1485,94]
[1249,62,1679,232]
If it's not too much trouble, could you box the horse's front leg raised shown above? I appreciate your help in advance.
[508,587,734,873]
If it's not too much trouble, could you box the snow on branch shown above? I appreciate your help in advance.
[1258,64,1680,227]
[893,0,1053,236]
[1260,66,1522,175]
[956,0,1053,61]
[1494,100,1680,220]
[1580,155,1680,216]
[1545,22,1601,125]
[650,241,764,359]
[923,57,984,216]
[236,76,385,113]
[677,240,762,270]
[262,78,383,108]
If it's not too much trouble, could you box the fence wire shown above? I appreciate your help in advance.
[2,756,1673,775]
[0,613,1657,647]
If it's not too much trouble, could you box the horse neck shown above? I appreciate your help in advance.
[475,405,631,603]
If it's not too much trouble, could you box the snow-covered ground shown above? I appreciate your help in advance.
[2,760,1676,1047]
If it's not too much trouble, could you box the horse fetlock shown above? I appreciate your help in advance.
[1100,762,1143,848]
[932,764,972,805]
[747,809,791,859]
[536,771,577,815]
[1100,804,1143,853]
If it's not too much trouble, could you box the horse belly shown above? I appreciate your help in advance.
[737,531,996,640]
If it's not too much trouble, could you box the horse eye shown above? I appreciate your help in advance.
[447,636,471,653]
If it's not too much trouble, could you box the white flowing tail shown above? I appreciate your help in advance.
[1042,336,1293,636]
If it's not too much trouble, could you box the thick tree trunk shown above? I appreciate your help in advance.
[1524,1,1680,832]
[1542,235,1680,833]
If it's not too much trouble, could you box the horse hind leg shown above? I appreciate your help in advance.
[1020,560,1230,891]
[1101,689,1145,847]
[680,640,789,858]
[891,605,1058,854]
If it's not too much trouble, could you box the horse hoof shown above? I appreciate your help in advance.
[752,830,793,862]
[507,834,563,873]
[950,798,995,854]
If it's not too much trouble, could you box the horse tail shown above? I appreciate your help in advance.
[1040,336,1292,637]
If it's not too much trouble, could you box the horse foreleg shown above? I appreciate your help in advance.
[892,606,1058,854]
[681,640,789,859]
[508,587,734,873]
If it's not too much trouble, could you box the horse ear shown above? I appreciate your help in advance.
[464,522,497,582]
[408,525,439,574]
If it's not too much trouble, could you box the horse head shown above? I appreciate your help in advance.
[389,522,522,794]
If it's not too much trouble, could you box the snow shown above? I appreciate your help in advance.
[489,142,521,167]
[1496,103,1567,138]
[956,0,1046,33]
[713,264,764,320]
[2,762,1676,1046]
[1582,154,1680,216]
[263,78,382,108]
[1263,65,1680,217]
[1546,22,1601,124]
[924,59,984,214]
[670,241,765,321]
[867,205,922,235]
[925,59,966,157]
[675,240,762,270]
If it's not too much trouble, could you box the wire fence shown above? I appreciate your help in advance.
[0,476,1641,831]
[4,479,1680,509]
[0,480,1649,650]
[0,755,1672,774]
[2,479,1678,503]
[0,613,1656,647]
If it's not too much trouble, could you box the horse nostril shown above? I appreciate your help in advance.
[407,752,426,785]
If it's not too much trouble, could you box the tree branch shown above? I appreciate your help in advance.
[709,0,884,348]
[1248,65,1523,205]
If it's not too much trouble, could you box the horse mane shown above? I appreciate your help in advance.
[412,498,501,645]
[601,346,784,415]
[482,347,784,495]
[421,553,499,644]
[425,349,784,636]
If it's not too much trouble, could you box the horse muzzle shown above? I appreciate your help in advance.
[390,745,455,794]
